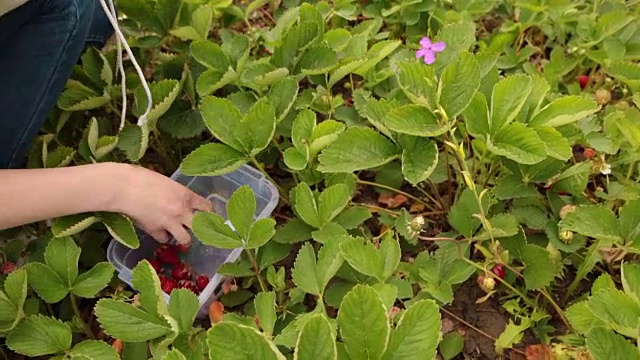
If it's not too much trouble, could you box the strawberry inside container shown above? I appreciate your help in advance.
[107,165,278,319]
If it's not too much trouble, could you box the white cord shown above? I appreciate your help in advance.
[98,0,153,127]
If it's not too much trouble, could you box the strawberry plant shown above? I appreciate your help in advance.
[2,0,640,358]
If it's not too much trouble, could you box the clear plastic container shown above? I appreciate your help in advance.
[106,164,279,318]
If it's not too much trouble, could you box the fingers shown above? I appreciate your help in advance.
[182,212,194,229]
[149,229,171,244]
[168,223,192,245]
[191,193,213,212]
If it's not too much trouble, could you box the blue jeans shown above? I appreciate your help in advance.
[0,0,114,169]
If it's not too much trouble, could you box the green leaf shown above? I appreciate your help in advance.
[291,183,321,228]
[534,126,572,160]
[44,236,80,287]
[618,200,640,245]
[207,323,285,360]
[333,206,372,229]
[588,288,640,337]
[170,26,201,41]
[162,348,188,360]
[116,123,148,162]
[100,213,140,249]
[494,175,537,200]
[292,243,321,295]
[439,332,464,360]
[318,184,350,226]
[487,122,547,165]
[298,45,338,75]
[328,58,367,88]
[559,205,621,242]
[315,236,346,291]
[340,237,384,281]
[272,21,320,69]
[246,218,276,249]
[193,211,243,249]
[495,320,527,355]
[355,40,401,76]
[181,143,247,176]
[382,300,441,360]
[433,21,476,73]
[133,79,181,128]
[268,77,299,123]
[45,145,75,168]
[520,244,556,290]
[241,97,277,155]
[338,285,390,360]
[57,88,111,111]
[463,92,490,138]
[529,96,600,128]
[283,148,307,170]
[94,299,173,342]
[490,74,532,133]
[605,61,640,91]
[294,314,337,360]
[69,340,120,360]
[318,127,400,173]
[131,260,168,319]
[7,315,72,357]
[379,233,401,280]
[566,301,605,336]
[0,269,27,333]
[273,218,314,244]
[24,258,68,302]
[196,68,237,96]
[254,292,277,337]
[52,214,100,238]
[448,188,488,238]
[191,4,212,41]
[474,214,519,241]
[168,289,200,334]
[242,62,290,88]
[586,328,640,360]
[398,136,438,185]
[395,62,437,110]
[385,105,447,137]
[439,52,480,118]
[228,186,256,239]
[199,97,244,151]
[72,262,114,298]
[621,263,640,304]
[191,40,231,71]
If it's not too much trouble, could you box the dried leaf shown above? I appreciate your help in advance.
[525,344,555,360]
[111,339,123,353]
[209,301,225,324]
[378,193,409,208]
[410,203,426,213]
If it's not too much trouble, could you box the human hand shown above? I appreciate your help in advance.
[111,164,212,244]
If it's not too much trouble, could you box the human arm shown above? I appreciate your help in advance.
[0,162,211,244]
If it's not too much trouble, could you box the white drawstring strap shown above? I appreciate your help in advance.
[98,0,153,128]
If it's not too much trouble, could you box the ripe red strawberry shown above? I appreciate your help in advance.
[492,264,506,279]
[577,75,589,89]
[2,262,16,275]
[583,148,596,159]
[154,245,180,266]
[178,280,199,294]
[148,259,162,273]
[159,275,177,294]
[171,262,192,281]
[176,244,191,253]
[196,275,210,291]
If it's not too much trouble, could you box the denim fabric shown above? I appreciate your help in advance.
[0,0,115,169]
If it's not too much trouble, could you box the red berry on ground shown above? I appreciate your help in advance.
[178,280,199,294]
[2,262,16,275]
[148,259,162,273]
[492,264,506,279]
[583,148,596,159]
[171,262,192,281]
[159,275,178,294]
[577,75,589,89]
[196,275,210,291]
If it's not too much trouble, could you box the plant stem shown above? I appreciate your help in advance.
[70,294,95,339]
[250,156,290,205]
[245,249,268,293]
[539,289,573,331]
[460,257,538,309]
[355,179,434,210]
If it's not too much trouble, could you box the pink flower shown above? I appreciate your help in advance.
[416,37,446,64]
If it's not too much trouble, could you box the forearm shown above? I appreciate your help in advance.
[0,162,127,230]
